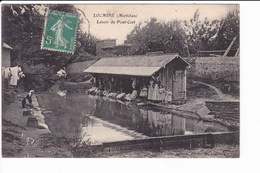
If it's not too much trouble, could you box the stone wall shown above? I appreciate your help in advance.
[191,57,239,82]
[100,132,239,153]
[205,101,240,125]
[73,132,239,156]
[212,132,239,145]
[102,134,211,152]
[206,101,239,116]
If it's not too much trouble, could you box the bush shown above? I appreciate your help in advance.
[2,90,17,106]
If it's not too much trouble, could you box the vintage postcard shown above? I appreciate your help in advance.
[2,3,239,159]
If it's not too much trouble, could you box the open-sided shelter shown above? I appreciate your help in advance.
[84,53,190,100]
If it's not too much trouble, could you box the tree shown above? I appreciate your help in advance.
[75,31,98,56]
[183,9,221,56]
[211,8,239,51]
[163,20,187,55]
[125,18,186,56]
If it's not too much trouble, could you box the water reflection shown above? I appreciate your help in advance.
[66,94,229,137]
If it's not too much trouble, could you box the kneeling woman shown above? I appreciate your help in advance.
[22,90,34,108]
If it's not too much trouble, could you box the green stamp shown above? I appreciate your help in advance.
[41,11,78,54]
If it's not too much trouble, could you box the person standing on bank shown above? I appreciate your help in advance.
[22,90,34,108]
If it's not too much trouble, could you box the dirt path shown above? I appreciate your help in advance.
[193,80,239,101]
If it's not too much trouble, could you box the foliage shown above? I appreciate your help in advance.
[2,4,98,91]
[125,8,239,57]
[125,18,187,56]
[2,90,17,105]
[2,5,45,66]
[75,31,98,57]
[211,8,240,51]
[183,9,221,56]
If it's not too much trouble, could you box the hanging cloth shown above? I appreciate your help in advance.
[3,67,11,79]
[9,66,19,86]
[158,88,166,101]
[148,86,154,100]
[153,84,159,100]
[165,91,172,103]
[148,80,154,100]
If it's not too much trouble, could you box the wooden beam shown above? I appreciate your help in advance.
[199,50,226,53]
[209,54,222,57]
[223,36,237,57]
[199,49,237,53]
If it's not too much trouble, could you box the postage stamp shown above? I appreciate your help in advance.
[41,10,78,54]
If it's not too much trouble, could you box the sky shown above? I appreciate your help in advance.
[75,4,238,44]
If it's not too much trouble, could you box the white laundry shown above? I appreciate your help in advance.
[9,66,19,86]
[57,69,67,77]
[3,67,11,79]
[57,90,67,98]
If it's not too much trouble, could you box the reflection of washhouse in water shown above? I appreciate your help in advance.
[139,108,229,136]
[76,95,229,143]
[87,96,189,137]
[139,108,186,136]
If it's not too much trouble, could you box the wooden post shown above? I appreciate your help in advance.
[184,69,187,99]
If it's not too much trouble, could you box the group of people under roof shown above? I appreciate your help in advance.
[86,75,173,104]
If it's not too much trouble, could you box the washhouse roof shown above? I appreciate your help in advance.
[84,54,189,77]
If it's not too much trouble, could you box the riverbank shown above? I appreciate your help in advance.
[2,92,73,157]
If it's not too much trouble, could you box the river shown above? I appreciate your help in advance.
[38,93,230,144]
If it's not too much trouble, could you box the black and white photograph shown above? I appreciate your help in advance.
[1,3,241,159]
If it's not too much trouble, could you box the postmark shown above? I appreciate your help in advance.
[41,10,78,54]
